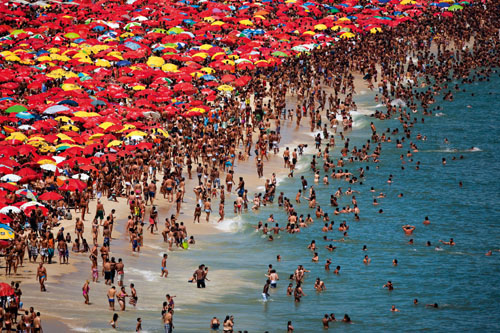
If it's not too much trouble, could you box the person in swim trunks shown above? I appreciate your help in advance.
[36,263,47,292]
[96,200,105,221]
[107,286,116,310]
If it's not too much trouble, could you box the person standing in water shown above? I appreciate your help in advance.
[36,263,47,292]
[262,279,271,301]
[82,280,90,304]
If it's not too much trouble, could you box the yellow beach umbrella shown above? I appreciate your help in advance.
[89,133,105,140]
[199,44,213,50]
[107,140,122,148]
[340,32,355,39]
[314,24,328,31]
[370,27,382,34]
[60,124,79,131]
[55,116,72,123]
[217,85,234,92]
[6,132,27,142]
[117,124,136,133]
[126,130,147,137]
[61,83,80,91]
[162,63,178,72]
[73,111,100,117]
[147,56,165,68]
[56,133,74,142]
[192,52,209,59]
[37,159,56,165]
[239,19,253,26]
[98,122,115,130]
[200,67,215,74]
[96,59,111,67]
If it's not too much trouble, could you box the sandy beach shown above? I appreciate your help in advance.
[0,0,498,331]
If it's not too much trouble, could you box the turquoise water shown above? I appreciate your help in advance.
[22,74,500,332]
[169,73,500,332]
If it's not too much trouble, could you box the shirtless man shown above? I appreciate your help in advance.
[36,263,47,292]
[107,286,117,310]
[115,258,125,287]
[402,225,415,235]
[439,238,455,246]
[148,181,157,206]
[75,218,84,242]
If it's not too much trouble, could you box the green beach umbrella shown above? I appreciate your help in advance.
[64,32,80,39]
[10,30,26,36]
[272,51,288,57]
[5,105,27,114]
[448,4,463,11]
[328,8,339,13]
[167,27,184,35]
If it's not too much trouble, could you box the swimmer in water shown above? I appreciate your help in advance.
[383,281,394,290]
[391,305,400,312]
[439,238,455,246]
[426,303,439,308]
[402,225,415,235]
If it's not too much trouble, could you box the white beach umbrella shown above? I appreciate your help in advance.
[72,173,90,181]
[0,206,21,214]
[20,202,45,210]
[1,174,21,182]
[40,164,59,172]
[18,125,36,131]
[52,156,66,164]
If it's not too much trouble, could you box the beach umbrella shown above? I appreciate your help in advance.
[0,282,14,296]
[5,105,27,114]
[38,191,63,201]
[448,4,463,11]
[16,112,35,120]
[0,206,21,214]
[72,173,90,181]
[217,85,234,92]
[16,188,37,200]
[1,174,21,182]
[59,179,87,191]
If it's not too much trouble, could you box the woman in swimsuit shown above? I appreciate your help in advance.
[117,287,128,311]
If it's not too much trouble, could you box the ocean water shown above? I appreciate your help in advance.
[22,74,500,332]
[164,74,500,332]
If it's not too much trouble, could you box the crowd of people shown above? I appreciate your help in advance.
[0,0,497,331]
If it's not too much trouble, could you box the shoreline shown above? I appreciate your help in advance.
[8,66,376,331]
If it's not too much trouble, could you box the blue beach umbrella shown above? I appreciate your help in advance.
[117,60,131,67]
[125,41,141,50]
[57,99,79,106]
[16,112,35,120]
[201,75,216,81]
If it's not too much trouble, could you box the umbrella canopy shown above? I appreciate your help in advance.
[0,282,15,296]
[38,191,63,201]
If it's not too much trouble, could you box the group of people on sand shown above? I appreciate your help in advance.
[0,284,43,333]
